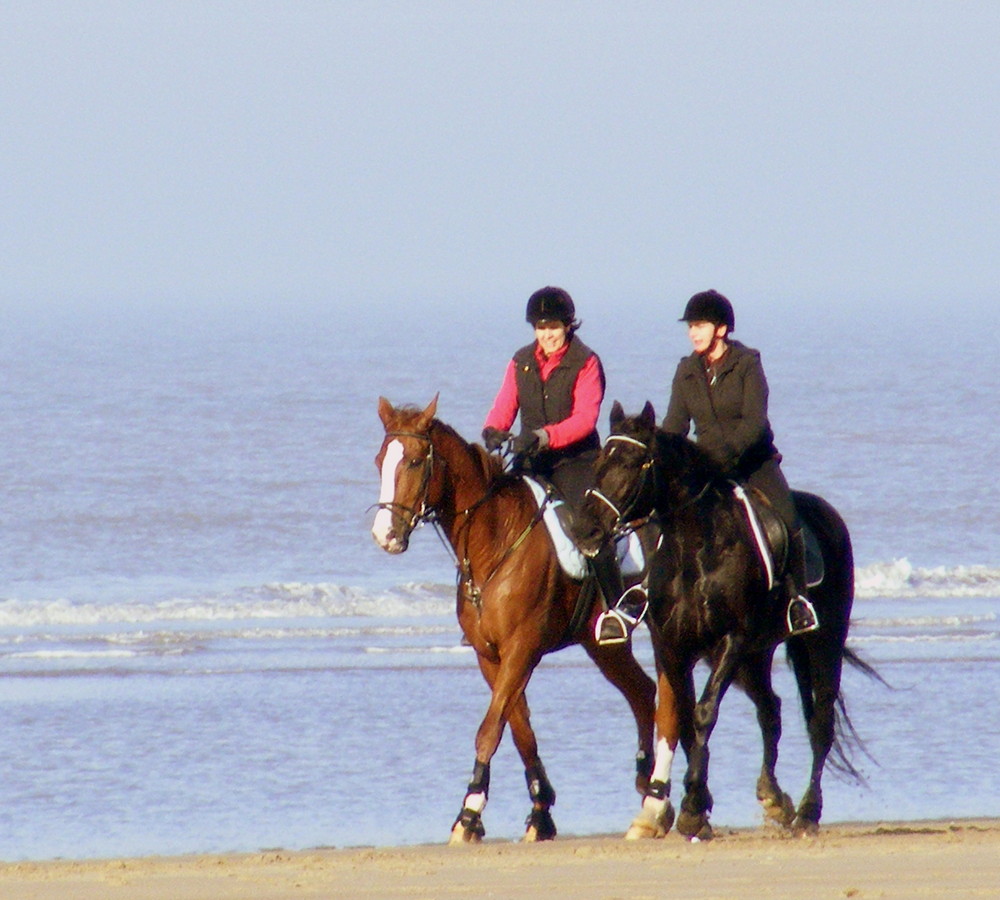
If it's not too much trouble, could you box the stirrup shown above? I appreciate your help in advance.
[595,586,648,646]
[787,595,819,636]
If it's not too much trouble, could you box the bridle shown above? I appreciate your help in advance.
[373,429,437,534]
[584,433,657,538]
[373,426,546,608]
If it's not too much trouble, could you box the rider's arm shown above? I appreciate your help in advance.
[728,352,771,456]
[483,359,519,432]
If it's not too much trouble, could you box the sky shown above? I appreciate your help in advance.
[2,1,998,322]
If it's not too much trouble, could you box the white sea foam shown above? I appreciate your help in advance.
[0,581,453,629]
[855,559,1000,598]
[1,561,997,635]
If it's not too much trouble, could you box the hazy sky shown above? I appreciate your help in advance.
[3,2,997,319]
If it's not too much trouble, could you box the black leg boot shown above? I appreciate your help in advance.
[590,543,647,646]
[786,529,819,636]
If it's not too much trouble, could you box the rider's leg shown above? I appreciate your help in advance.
[785,528,818,635]
[592,544,648,646]
[747,461,818,636]
[547,455,651,645]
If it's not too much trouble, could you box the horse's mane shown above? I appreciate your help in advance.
[429,418,514,486]
[654,430,730,486]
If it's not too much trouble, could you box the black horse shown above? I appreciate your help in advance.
[574,401,879,840]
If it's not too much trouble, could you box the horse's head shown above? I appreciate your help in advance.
[574,400,658,556]
[372,394,439,554]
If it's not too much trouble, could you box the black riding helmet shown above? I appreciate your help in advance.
[525,286,575,326]
[679,290,735,332]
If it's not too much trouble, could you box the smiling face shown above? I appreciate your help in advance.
[687,320,728,358]
[533,319,569,356]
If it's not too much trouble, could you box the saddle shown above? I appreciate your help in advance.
[732,483,824,590]
[523,476,647,582]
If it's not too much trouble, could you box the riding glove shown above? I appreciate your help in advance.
[481,427,511,452]
[511,429,548,456]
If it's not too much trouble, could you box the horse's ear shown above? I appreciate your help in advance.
[640,401,656,429]
[417,393,439,429]
[378,396,395,427]
[610,400,625,430]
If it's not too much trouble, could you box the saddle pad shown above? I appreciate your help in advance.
[524,477,588,580]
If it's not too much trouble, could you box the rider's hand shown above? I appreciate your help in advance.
[482,427,511,452]
[511,429,547,456]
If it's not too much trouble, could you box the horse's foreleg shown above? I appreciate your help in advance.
[583,643,657,793]
[449,648,538,845]
[677,635,743,841]
[506,693,558,842]
[625,671,678,840]
[738,654,795,829]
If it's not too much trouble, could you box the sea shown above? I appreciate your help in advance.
[0,300,997,861]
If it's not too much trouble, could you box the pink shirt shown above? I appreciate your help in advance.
[484,342,604,450]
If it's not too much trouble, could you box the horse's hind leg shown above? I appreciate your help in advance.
[738,653,795,829]
[625,670,678,840]
[787,637,841,834]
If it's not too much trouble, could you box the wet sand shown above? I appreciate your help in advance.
[1,818,997,899]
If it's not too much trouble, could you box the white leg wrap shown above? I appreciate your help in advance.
[464,791,487,813]
[651,737,674,784]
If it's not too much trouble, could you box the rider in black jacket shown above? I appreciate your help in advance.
[597,290,818,644]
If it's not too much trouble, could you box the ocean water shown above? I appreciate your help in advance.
[0,302,997,861]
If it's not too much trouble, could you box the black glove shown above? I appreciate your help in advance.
[482,427,511,452]
[511,430,540,456]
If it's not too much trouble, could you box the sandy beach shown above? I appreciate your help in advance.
[2,818,997,900]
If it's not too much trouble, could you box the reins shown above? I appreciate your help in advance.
[376,425,547,609]
[584,434,657,539]
[588,432,715,538]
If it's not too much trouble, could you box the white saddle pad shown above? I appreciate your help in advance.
[524,477,645,581]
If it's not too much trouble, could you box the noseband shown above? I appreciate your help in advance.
[584,433,655,537]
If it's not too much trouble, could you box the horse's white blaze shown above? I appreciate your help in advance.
[371,439,404,548]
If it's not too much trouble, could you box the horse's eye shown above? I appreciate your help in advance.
[408,457,424,469]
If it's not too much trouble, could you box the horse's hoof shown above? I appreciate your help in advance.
[676,810,713,841]
[448,822,483,845]
[449,809,485,845]
[760,792,796,828]
[523,808,557,842]
[688,822,713,842]
[625,799,675,840]
[792,817,820,837]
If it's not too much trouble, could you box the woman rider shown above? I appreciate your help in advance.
[481,286,638,627]
[597,289,818,643]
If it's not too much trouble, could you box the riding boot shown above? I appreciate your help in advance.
[591,543,648,646]
[786,529,819,636]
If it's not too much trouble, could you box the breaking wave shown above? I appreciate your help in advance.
[855,560,1000,598]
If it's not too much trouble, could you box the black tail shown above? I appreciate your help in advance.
[826,647,888,783]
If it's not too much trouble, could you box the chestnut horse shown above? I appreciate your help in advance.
[372,396,657,843]
[575,401,880,841]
